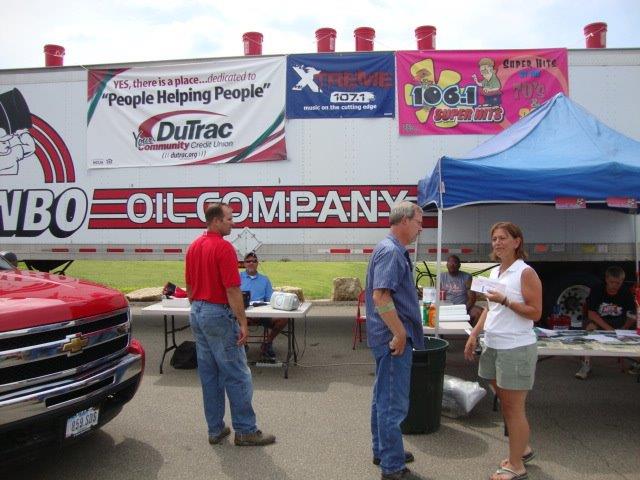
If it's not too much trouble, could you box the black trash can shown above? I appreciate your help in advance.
[401,336,449,434]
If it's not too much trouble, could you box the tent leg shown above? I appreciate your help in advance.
[435,208,443,338]
[634,209,639,286]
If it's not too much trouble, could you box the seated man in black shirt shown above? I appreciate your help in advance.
[575,266,637,379]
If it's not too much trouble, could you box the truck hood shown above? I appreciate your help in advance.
[0,269,128,331]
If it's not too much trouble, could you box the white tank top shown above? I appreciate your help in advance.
[484,259,537,349]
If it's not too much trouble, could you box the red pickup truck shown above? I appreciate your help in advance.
[0,253,145,464]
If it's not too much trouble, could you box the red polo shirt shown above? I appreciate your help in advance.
[185,231,240,304]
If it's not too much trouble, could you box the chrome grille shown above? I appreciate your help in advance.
[0,307,130,393]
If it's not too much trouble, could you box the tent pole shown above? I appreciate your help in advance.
[634,208,639,286]
[434,156,444,339]
[435,207,443,338]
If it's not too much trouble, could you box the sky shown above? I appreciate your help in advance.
[1,0,639,69]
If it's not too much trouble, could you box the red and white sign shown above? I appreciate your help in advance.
[89,185,433,229]
[606,197,637,209]
[555,197,586,209]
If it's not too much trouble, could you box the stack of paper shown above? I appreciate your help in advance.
[438,304,470,322]
[161,297,190,307]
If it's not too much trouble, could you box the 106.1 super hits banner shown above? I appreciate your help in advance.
[397,49,568,135]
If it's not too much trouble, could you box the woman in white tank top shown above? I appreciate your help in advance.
[464,222,542,480]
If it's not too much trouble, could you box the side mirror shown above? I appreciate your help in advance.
[0,251,18,268]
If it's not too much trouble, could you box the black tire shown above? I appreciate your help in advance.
[542,272,601,328]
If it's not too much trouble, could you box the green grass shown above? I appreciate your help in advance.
[56,260,369,299]
[21,260,492,299]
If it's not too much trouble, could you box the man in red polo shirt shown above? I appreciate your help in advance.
[185,202,275,447]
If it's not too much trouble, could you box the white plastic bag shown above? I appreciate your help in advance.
[442,375,487,418]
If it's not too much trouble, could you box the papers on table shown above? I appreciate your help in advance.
[470,277,506,295]
[161,297,190,307]
[616,329,640,339]
[534,327,557,337]
[438,304,470,322]
[587,334,627,344]
[534,328,640,345]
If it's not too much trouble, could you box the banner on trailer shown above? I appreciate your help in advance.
[396,49,568,135]
[87,56,286,168]
[286,53,395,119]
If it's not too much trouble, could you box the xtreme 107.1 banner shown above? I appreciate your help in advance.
[87,56,286,168]
[397,49,568,135]
[286,52,395,119]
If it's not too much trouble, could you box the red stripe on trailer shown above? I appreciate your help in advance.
[79,248,96,253]
[534,244,549,253]
[51,248,69,252]
[164,248,182,253]
[107,248,124,253]
[461,248,473,254]
[363,248,374,253]
[135,248,153,253]
[330,248,351,254]
[422,217,438,228]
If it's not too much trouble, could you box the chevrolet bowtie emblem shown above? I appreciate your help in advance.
[62,335,88,355]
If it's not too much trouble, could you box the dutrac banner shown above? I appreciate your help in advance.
[87,56,286,168]
[397,49,568,135]
[286,52,395,119]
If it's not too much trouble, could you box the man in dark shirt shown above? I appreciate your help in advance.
[439,254,482,324]
[575,266,636,379]
[185,202,275,446]
[366,201,426,480]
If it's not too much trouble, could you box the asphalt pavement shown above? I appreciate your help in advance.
[11,303,640,480]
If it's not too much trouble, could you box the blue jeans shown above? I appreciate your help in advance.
[190,301,257,436]
[371,340,413,474]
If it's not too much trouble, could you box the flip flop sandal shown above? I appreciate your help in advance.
[500,450,535,468]
[491,467,528,480]
[522,450,536,464]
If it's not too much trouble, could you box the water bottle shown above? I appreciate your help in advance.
[422,301,429,326]
[428,303,436,327]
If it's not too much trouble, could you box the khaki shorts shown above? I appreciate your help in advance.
[478,343,538,390]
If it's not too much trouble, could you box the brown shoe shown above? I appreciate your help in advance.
[234,429,276,446]
[381,468,426,480]
[208,426,231,445]
[374,451,414,466]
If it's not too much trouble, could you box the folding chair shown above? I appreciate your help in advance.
[353,290,366,349]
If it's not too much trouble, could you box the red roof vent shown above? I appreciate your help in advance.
[44,44,65,67]
[316,28,336,53]
[415,26,436,50]
[242,32,263,56]
[584,22,607,48]
[354,27,375,51]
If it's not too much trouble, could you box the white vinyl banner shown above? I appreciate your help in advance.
[87,57,286,168]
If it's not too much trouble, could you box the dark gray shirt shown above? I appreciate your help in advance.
[439,271,472,306]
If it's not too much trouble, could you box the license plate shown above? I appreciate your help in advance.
[65,407,99,438]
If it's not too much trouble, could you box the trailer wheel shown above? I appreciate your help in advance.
[543,272,600,328]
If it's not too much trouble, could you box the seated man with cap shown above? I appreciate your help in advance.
[240,252,287,361]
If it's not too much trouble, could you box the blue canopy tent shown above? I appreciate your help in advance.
[418,93,640,209]
[417,93,640,325]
